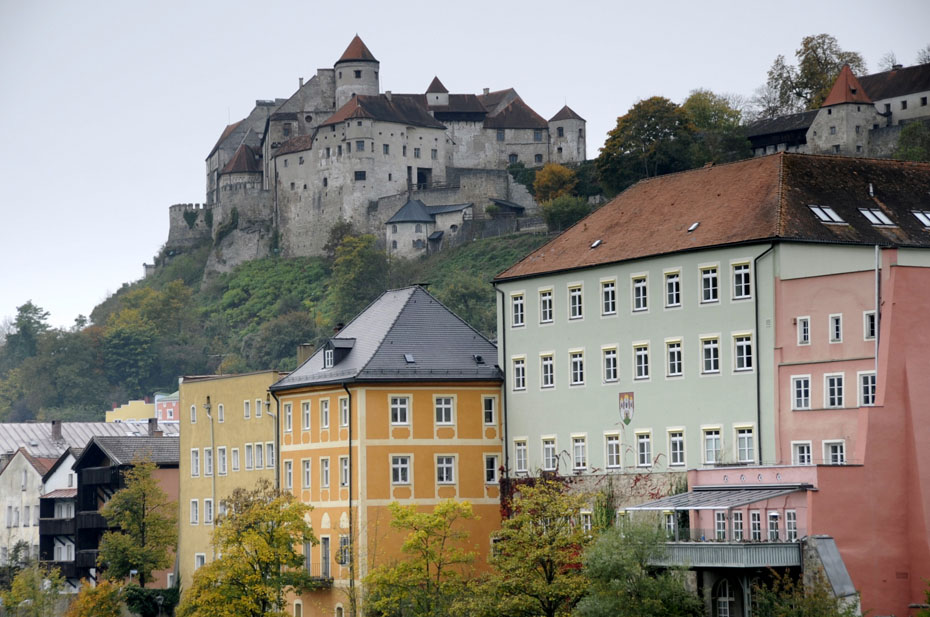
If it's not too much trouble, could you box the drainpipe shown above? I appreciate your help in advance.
[493,285,509,480]
[267,393,280,491]
[342,383,356,617]
[753,244,774,465]
[204,396,216,560]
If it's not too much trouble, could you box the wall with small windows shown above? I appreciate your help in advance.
[806,102,880,157]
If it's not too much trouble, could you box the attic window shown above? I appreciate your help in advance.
[912,210,930,227]
[859,208,894,226]
[324,349,334,368]
[809,205,845,224]
[590,239,602,249]
[687,222,699,232]
[404,354,416,364]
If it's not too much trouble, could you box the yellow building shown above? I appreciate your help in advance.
[105,399,155,422]
[177,371,282,588]
[271,286,503,617]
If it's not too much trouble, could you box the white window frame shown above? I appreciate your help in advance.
[792,441,813,466]
[824,373,845,408]
[339,456,349,487]
[339,397,350,427]
[320,398,330,428]
[791,375,811,410]
[733,333,753,372]
[190,499,199,525]
[285,403,293,432]
[732,262,752,300]
[512,357,526,391]
[217,403,224,423]
[797,316,811,345]
[436,455,455,484]
[703,428,722,465]
[204,447,213,477]
[190,404,196,424]
[863,310,876,341]
[540,354,555,389]
[701,265,719,304]
[485,455,499,484]
[736,426,755,463]
[514,439,528,473]
[204,498,214,525]
[255,398,263,418]
[829,313,843,343]
[633,342,650,380]
[231,448,240,472]
[568,284,583,320]
[701,336,720,374]
[190,449,200,477]
[254,441,264,469]
[542,437,557,471]
[391,455,411,485]
[266,442,274,469]
[243,399,251,419]
[859,371,876,406]
[636,431,652,467]
[302,459,311,489]
[750,510,762,541]
[664,270,681,308]
[786,510,798,541]
[390,396,410,425]
[324,348,334,368]
[824,440,846,465]
[605,433,621,469]
[539,289,553,324]
[668,430,685,466]
[572,435,587,471]
[569,350,585,386]
[511,293,525,328]
[631,274,648,312]
[320,457,330,488]
[602,346,618,383]
[434,396,454,425]
[768,511,780,541]
[732,511,744,541]
[483,396,496,425]
[194,553,205,570]
[601,279,617,315]
[245,444,254,470]
[302,401,311,430]
[715,511,727,540]
[666,339,683,377]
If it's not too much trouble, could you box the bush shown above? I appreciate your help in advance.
[541,195,592,232]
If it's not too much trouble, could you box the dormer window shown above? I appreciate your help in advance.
[859,208,894,226]
[912,210,930,227]
[809,205,845,223]
[324,349,334,368]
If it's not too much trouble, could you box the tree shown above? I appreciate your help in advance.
[917,44,930,65]
[365,500,477,617]
[0,562,64,617]
[533,164,577,202]
[540,195,592,233]
[102,309,158,398]
[323,219,358,261]
[64,579,122,617]
[596,97,695,192]
[485,479,592,617]
[434,271,495,336]
[0,301,50,373]
[893,120,930,161]
[575,522,702,617]
[878,51,899,72]
[681,89,751,165]
[176,480,317,617]
[98,459,177,587]
[752,569,859,617]
[328,234,388,323]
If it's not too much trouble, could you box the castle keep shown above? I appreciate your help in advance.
[166,36,586,272]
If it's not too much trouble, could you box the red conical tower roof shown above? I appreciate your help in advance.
[336,35,377,64]
[821,64,872,107]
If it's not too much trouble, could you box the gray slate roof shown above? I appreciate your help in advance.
[0,422,180,459]
[272,286,500,390]
[626,485,809,511]
[81,436,180,466]
[387,199,434,224]
[427,203,471,215]
[745,109,818,138]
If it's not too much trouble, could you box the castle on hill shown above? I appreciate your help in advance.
[163,35,586,272]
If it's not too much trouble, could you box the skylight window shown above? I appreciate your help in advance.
[859,208,894,226]
[404,353,415,364]
[809,205,845,223]
[590,239,602,249]
[913,210,930,227]
[687,222,700,232]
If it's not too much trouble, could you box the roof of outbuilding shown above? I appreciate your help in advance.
[220,143,262,174]
[42,489,77,500]
[745,109,819,138]
[77,436,180,467]
[821,65,872,107]
[426,76,449,93]
[0,422,179,459]
[549,105,585,122]
[387,199,434,224]
[336,35,378,64]
[427,203,472,215]
[859,62,930,101]
[495,153,930,282]
[483,97,548,129]
[271,286,500,390]
[320,95,446,130]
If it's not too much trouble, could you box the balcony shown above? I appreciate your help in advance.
[47,560,78,579]
[76,511,108,530]
[81,466,121,486]
[652,542,802,569]
[75,550,98,569]
[39,518,76,536]
[305,562,333,588]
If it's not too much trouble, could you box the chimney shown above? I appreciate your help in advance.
[147,418,161,437]
[51,420,62,442]
[297,343,315,365]
[334,322,345,333]
[483,88,490,96]
[892,64,903,71]
[385,91,392,101]
[299,77,304,88]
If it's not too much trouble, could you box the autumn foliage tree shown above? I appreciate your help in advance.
[533,164,577,202]
[64,579,122,617]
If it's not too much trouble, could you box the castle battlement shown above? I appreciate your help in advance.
[169,203,211,212]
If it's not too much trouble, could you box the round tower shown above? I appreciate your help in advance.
[334,35,380,109]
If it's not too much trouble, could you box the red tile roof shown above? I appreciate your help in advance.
[495,153,930,282]
[42,488,77,500]
[483,97,548,129]
[275,134,315,157]
[549,105,585,122]
[220,143,262,174]
[426,76,449,94]
[336,35,377,64]
[821,65,872,107]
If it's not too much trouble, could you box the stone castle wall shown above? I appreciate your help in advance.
[166,203,213,251]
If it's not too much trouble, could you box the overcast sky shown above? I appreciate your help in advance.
[1,0,927,328]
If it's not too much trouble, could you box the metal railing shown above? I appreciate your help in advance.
[668,527,805,543]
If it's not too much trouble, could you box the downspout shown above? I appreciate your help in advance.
[268,392,281,491]
[342,383,355,617]
[494,285,509,480]
[754,244,774,465]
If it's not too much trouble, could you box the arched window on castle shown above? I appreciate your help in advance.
[415,224,422,233]
[508,153,518,164]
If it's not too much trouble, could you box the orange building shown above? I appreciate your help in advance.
[270,286,503,617]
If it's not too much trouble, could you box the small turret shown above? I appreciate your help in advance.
[425,76,449,107]
[334,35,380,109]
[548,105,587,163]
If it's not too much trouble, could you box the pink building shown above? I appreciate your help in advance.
[154,391,179,422]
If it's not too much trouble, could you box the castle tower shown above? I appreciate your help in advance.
[425,76,449,107]
[334,35,380,109]
[805,65,879,157]
[548,105,587,163]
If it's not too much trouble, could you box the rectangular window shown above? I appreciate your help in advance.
[217,403,224,423]
[768,512,780,541]
[570,351,584,385]
[414,147,421,158]
[632,276,648,311]
[786,511,798,541]
[665,272,681,307]
[825,374,845,408]
[830,314,843,343]
[601,280,616,315]
[302,402,310,430]
[793,442,812,465]
[569,285,583,319]
[256,399,263,418]
[513,358,526,391]
[204,448,213,476]
[339,456,349,487]
[391,456,410,484]
[634,344,649,380]
[715,511,727,540]
[285,403,293,432]
[541,354,554,388]
[515,440,528,473]
[354,140,364,152]
[483,397,496,425]
[255,442,264,469]
[534,128,543,142]
[338,535,350,567]
[798,317,811,345]
[733,511,744,541]
[542,438,557,471]
[320,458,330,487]
[669,431,685,466]
[793,376,811,410]
[431,148,438,160]
[811,206,845,224]
[231,448,240,471]
[572,437,587,470]
[204,499,213,525]
[435,397,453,425]
[606,434,620,468]
[339,397,349,427]
[191,449,200,477]
[704,429,721,464]
[734,335,753,371]
[603,348,618,382]
[859,208,894,226]
[637,433,652,467]
[733,263,751,299]
[497,129,505,142]
[702,337,720,374]
[324,349,334,368]
[320,399,330,428]
[390,396,409,424]
[511,294,525,327]
[354,171,366,181]
[485,455,499,483]
[436,456,455,484]
[864,311,876,340]
[701,267,718,303]
[302,459,311,488]
[383,144,389,155]
[666,341,682,377]
[190,404,196,424]
[751,511,762,541]
[190,500,199,525]
[244,400,251,419]
[860,372,876,406]
[539,290,553,323]
[737,428,754,463]
[245,444,253,470]
[826,441,846,465]
[266,442,274,469]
